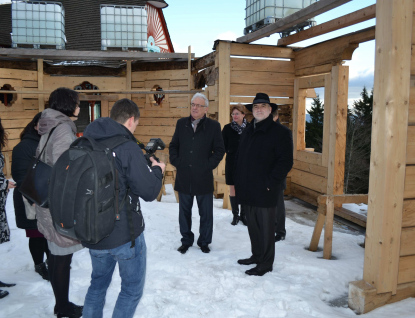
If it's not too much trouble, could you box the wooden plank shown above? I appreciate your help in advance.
[230,96,293,104]
[322,73,332,167]
[292,81,306,157]
[237,0,352,43]
[139,118,177,126]
[230,42,294,59]
[126,60,132,100]
[132,69,188,81]
[327,65,348,195]
[2,118,32,129]
[400,227,415,256]
[309,213,325,252]
[296,63,333,77]
[295,27,375,70]
[407,126,415,164]
[293,159,328,178]
[278,5,376,46]
[334,207,367,228]
[230,84,293,97]
[290,169,327,193]
[0,48,193,61]
[290,183,320,206]
[298,74,326,89]
[0,110,38,119]
[403,199,415,227]
[348,280,415,314]
[323,196,334,259]
[317,194,368,206]
[409,86,415,123]
[398,255,415,284]
[364,0,413,295]
[37,59,44,111]
[0,68,37,81]
[404,166,415,199]
[231,70,295,86]
[231,58,294,73]
[139,108,189,118]
[296,150,322,166]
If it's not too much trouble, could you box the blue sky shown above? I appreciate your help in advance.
[0,0,376,104]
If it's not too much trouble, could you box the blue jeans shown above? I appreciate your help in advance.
[83,234,147,318]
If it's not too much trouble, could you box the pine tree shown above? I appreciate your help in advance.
[305,95,324,153]
[344,87,373,194]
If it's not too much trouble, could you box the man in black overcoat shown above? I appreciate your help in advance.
[169,93,225,254]
[234,93,293,276]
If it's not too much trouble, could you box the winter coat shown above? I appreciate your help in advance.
[234,115,293,208]
[12,130,40,230]
[0,152,10,243]
[35,108,81,248]
[222,122,248,185]
[169,116,225,195]
[82,117,163,250]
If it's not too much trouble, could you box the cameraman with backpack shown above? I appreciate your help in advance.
[82,99,165,318]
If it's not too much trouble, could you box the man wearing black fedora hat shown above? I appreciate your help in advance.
[234,93,293,276]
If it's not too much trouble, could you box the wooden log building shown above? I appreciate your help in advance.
[0,0,414,314]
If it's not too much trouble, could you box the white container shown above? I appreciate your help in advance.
[245,0,317,28]
[11,0,65,49]
[100,5,147,50]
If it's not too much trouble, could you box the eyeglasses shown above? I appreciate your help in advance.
[190,103,207,108]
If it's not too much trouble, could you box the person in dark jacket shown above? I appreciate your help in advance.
[169,93,225,254]
[235,93,293,276]
[222,104,248,226]
[82,99,165,318]
[12,112,50,281]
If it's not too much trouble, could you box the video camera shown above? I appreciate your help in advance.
[138,138,165,166]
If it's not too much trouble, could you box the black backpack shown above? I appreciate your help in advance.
[49,135,131,245]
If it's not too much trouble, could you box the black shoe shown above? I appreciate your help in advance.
[240,214,248,226]
[275,234,285,242]
[200,245,210,253]
[55,302,83,317]
[237,256,257,265]
[35,262,49,281]
[231,215,239,226]
[177,244,190,254]
[0,281,16,288]
[0,289,9,299]
[245,266,272,276]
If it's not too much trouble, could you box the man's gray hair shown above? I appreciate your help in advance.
[191,93,209,107]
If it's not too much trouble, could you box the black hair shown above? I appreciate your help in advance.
[0,118,7,149]
[110,98,140,124]
[20,112,42,140]
[49,87,79,117]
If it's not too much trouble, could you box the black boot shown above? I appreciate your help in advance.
[35,262,49,281]
[229,196,239,225]
[240,205,248,226]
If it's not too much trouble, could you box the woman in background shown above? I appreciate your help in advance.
[222,104,249,226]
[0,118,16,299]
[12,112,50,281]
[35,88,83,318]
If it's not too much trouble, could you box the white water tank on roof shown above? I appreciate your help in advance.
[245,0,317,33]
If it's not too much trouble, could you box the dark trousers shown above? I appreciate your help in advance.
[244,205,276,269]
[275,187,286,236]
[178,192,213,247]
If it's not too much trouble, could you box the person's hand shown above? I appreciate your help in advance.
[7,181,16,189]
[150,156,166,173]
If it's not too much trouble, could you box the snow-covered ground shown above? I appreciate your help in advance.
[1,185,414,318]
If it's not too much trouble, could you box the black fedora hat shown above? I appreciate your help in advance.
[245,93,278,112]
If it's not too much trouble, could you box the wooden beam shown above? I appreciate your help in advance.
[217,41,231,209]
[298,74,326,89]
[278,5,376,46]
[295,27,375,71]
[237,0,352,43]
[363,0,413,296]
[1,89,202,95]
[126,60,132,100]
[230,42,294,59]
[0,48,194,61]
[349,280,415,314]
[323,195,334,259]
[37,59,44,111]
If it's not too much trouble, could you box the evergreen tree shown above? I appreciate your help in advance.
[305,95,324,153]
[344,86,373,194]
